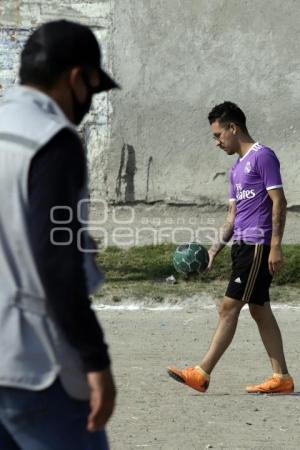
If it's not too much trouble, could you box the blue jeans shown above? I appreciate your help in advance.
[0,379,109,450]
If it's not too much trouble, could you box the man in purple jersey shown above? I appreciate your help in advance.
[168,101,294,394]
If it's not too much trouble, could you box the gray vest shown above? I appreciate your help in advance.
[0,86,103,400]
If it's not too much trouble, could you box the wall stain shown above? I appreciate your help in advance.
[145,156,153,202]
[116,144,137,202]
[213,172,226,180]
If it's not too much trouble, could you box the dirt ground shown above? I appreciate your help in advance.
[95,297,300,450]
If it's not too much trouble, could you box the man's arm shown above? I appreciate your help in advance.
[267,188,287,275]
[207,201,236,269]
[28,129,116,431]
[28,129,110,371]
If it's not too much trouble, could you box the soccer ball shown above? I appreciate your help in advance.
[173,242,209,275]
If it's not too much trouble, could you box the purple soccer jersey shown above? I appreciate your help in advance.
[229,142,283,244]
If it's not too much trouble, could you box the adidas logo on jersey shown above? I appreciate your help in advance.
[234,277,242,284]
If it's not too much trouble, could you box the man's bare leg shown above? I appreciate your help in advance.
[199,296,245,374]
[249,302,288,374]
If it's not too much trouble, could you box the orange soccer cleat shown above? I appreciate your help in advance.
[167,366,210,393]
[246,374,294,394]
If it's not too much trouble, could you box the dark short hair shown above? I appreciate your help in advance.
[19,20,118,91]
[208,101,247,132]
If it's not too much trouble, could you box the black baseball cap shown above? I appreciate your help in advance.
[20,20,119,92]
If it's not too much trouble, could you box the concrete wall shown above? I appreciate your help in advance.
[1,1,300,207]
[110,0,300,207]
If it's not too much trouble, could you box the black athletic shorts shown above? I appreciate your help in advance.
[225,241,272,305]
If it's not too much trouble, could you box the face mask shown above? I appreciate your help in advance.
[71,74,94,125]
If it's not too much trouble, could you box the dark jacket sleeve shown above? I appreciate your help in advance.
[27,129,110,372]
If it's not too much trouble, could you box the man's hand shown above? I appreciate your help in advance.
[207,249,217,271]
[87,368,116,432]
[268,245,283,276]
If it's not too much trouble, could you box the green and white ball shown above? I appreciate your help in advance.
[173,242,209,275]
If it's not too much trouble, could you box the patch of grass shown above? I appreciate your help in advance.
[274,245,300,285]
[96,244,175,282]
[96,244,300,303]
[97,244,300,291]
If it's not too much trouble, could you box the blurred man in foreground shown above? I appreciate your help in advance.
[0,20,119,449]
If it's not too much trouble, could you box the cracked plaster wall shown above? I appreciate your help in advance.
[111,0,300,207]
[0,0,114,200]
